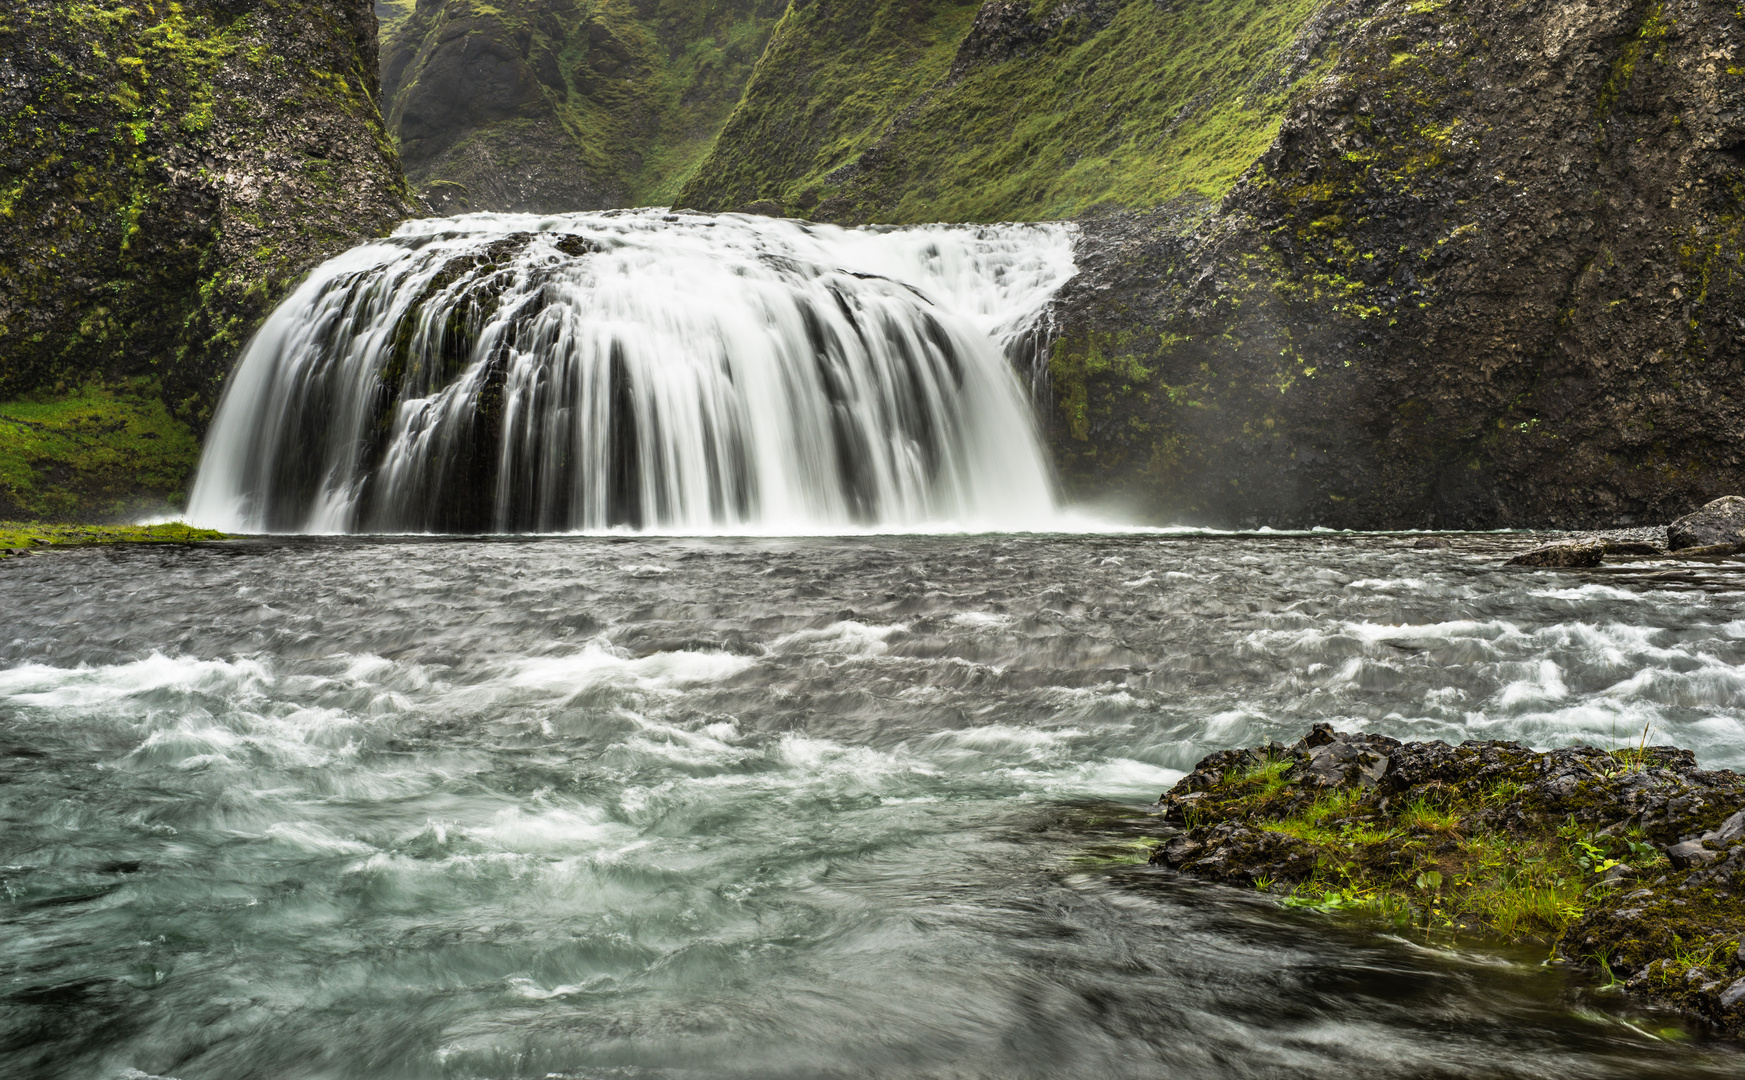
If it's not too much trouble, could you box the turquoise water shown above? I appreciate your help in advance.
[2,533,1742,1078]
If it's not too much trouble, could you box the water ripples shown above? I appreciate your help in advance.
[2,533,1743,1078]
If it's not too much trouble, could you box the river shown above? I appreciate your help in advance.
[3,532,1743,1078]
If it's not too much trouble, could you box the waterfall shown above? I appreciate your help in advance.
[188,209,1077,534]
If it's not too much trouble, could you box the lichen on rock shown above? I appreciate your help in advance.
[1150,723,1745,1034]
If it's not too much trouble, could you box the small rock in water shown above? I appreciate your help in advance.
[1668,495,1745,550]
[1602,541,1663,556]
[1412,536,1450,549]
[1504,539,1604,567]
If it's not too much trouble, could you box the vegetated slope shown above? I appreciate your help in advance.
[0,0,412,520]
[1047,0,1745,528]
[677,0,1343,222]
[379,0,785,212]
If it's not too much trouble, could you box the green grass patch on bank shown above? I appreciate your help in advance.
[0,521,226,558]
[0,379,202,521]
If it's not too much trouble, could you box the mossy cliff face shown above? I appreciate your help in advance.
[380,0,783,212]
[676,0,1344,222]
[1046,0,1745,528]
[0,0,412,518]
[0,379,201,521]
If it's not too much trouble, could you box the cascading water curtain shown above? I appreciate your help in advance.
[189,210,1077,534]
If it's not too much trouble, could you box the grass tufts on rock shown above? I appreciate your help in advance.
[0,520,227,558]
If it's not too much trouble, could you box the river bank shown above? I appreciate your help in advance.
[0,522,227,559]
[1150,725,1745,1035]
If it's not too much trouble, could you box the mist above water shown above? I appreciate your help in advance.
[187,210,1074,535]
[3,533,1743,1078]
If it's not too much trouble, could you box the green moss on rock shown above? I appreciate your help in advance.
[381,0,786,211]
[0,0,414,446]
[1151,725,1745,1033]
[0,520,227,558]
[0,379,202,521]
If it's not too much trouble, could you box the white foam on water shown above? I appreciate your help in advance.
[1529,583,1654,602]
[264,821,378,857]
[1344,577,1430,591]
[0,652,273,707]
[772,620,908,656]
[1493,659,1570,707]
[512,643,758,692]
[948,611,1011,629]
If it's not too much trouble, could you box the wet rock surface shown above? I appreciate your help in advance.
[1151,724,1745,1035]
[1504,539,1606,568]
[1043,0,1744,529]
[1669,496,1745,552]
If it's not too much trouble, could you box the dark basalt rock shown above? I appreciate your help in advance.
[1669,497,1745,552]
[1601,541,1664,557]
[1040,0,1745,530]
[1149,725,1745,1035]
[1504,540,1606,568]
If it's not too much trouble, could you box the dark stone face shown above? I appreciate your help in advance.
[1669,496,1745,551]
[393,21,552,164]
[376,0,785,214]
[1036,0,1745,529]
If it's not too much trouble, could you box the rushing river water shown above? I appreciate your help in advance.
[4,532,1745,1079]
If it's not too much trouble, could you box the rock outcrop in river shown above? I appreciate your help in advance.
[1153,725,1745,1035]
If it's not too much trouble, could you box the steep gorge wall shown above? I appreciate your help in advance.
[1049,0,1745,528]
[0,0,412,518]
[379,0,784,212]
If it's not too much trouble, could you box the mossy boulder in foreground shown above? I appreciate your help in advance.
[1151,724,1745,1034]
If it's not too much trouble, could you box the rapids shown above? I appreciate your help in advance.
[186,211,1072,535]
[3,533,1744,1078]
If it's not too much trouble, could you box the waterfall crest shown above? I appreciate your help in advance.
[188,210,1076,534]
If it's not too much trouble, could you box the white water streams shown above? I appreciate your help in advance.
[188,210,1077,534]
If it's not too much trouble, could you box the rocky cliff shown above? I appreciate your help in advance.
[0,0,412,519]
[1050,0,1745,529]
[681,0,1745,529]
[379,0,784,212]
